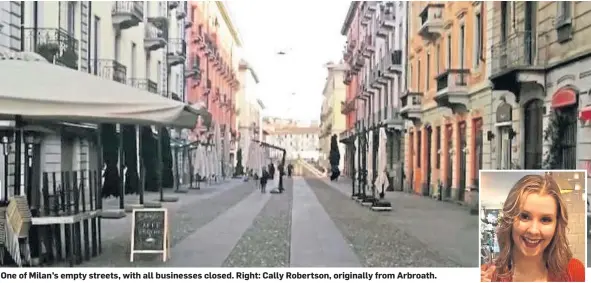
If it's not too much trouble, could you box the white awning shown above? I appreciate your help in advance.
[0,56,210,128]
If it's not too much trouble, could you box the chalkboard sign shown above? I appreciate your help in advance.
[130,208,169,262]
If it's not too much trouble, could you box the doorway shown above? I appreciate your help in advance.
[524,99,544,169]
[446,124,453,199]
[558,106,578,169]
[458,122,467,202]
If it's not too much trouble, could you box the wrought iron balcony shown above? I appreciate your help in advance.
[341,99,356,115]
[489,31,541,95]
[147,3,169,31]
[376,6,395,38]
[384,50,402,76]
[167,38,186,67]
[23,28,78,70]
[184,20,193,29]
[91,59,127,84]
[343,70,353,85]
[418,3,444,40]
[129,78,158,94]
[435,68,470,111]
[362,35,375,58]
[112,1,143,30]
[353,51,365,71]
[144,24,167,51]
[370,69,381,89]
[176,9,186,20]
[400,91,423,121]
[168,1,179,9]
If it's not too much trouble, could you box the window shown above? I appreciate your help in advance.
[557,2,571,24]
[436,44,440,73]
[131,42,136,78]
[426,52,430,90]
[67,2,76,36]
[417,59,421,92]
[446,34,451,69]
[459,24,465,69]
[409,64,413,89]
[436,126,441,169]
[417,130,422,168]
[474,13,482,68]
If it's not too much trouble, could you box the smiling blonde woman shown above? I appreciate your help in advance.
[480,174,585,282]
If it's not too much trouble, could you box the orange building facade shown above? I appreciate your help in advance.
[186,2,241,140]
[405,1,490,207]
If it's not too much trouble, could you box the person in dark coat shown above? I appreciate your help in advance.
[260,168,269,193]
[268,163,275,180]
[287,163,294,177]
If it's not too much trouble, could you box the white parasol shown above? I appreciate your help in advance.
[224,126,231,178]
[374,127,390,192]
[367,131,373,195]
[214,124,222,179]
[354,138,359,182]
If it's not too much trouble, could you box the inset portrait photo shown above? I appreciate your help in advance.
[479,170,587,282]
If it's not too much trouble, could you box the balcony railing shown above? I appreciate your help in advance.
[436,69,469,92]
[111,1,144,30]
[91,59,127,84]
[129,78,158,94]
[23,28,78,70]
[490,31,535,76]
[401,92,422,108]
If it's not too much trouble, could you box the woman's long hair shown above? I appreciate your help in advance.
[494,174,571,280]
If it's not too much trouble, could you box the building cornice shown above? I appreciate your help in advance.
[340,2,360,35]
[217,2,243,47]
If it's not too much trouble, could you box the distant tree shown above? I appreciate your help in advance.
[329,134,341,181]
[235,148,244,176]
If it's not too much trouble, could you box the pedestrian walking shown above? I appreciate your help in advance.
[287,163,293,177]
[260,168,269,193]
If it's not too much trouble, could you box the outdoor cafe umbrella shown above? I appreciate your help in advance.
[374,127,390,194]
[367,130,374,196]
[214,124,222,179]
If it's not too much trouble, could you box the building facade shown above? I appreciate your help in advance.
[488,1,591,187]
[236,59,265,167]
[263,118,319,161]
[319,62,347,171]
[340,1,407,195]
[186,1,241,141]
[404,2,491,208]
[0,1,189,198]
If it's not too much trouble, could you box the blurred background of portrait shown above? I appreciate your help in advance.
[479,170,586,265]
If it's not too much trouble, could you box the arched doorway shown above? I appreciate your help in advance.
[523,99,544,169]
[551,87,579,169]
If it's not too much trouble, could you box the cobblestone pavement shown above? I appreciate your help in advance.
[322,176,479,267]
[49,165,478,267]
[222,178,294,267]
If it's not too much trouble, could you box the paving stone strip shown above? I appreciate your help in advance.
[71,181,256,267]
[303,173,460,267]
[222,178,294,267]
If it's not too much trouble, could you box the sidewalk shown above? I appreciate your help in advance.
[69,178,246,267]
[322,176,479,267]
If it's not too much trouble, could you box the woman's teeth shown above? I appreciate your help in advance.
[523,237,542,247]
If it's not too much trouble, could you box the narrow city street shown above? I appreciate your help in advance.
[68,163,477,268]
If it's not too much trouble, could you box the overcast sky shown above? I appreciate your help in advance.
[227,1,349,123]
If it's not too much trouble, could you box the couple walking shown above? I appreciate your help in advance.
[259,163,275,193]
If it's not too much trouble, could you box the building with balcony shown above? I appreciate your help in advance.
[0,1,191,197]
[487,2,591,188]
[186,2,241,145]
[236,59,265,168]
[340,1,407,193]
[403,1,491,208]
[263,118,319,161]
[318,62,347,172]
